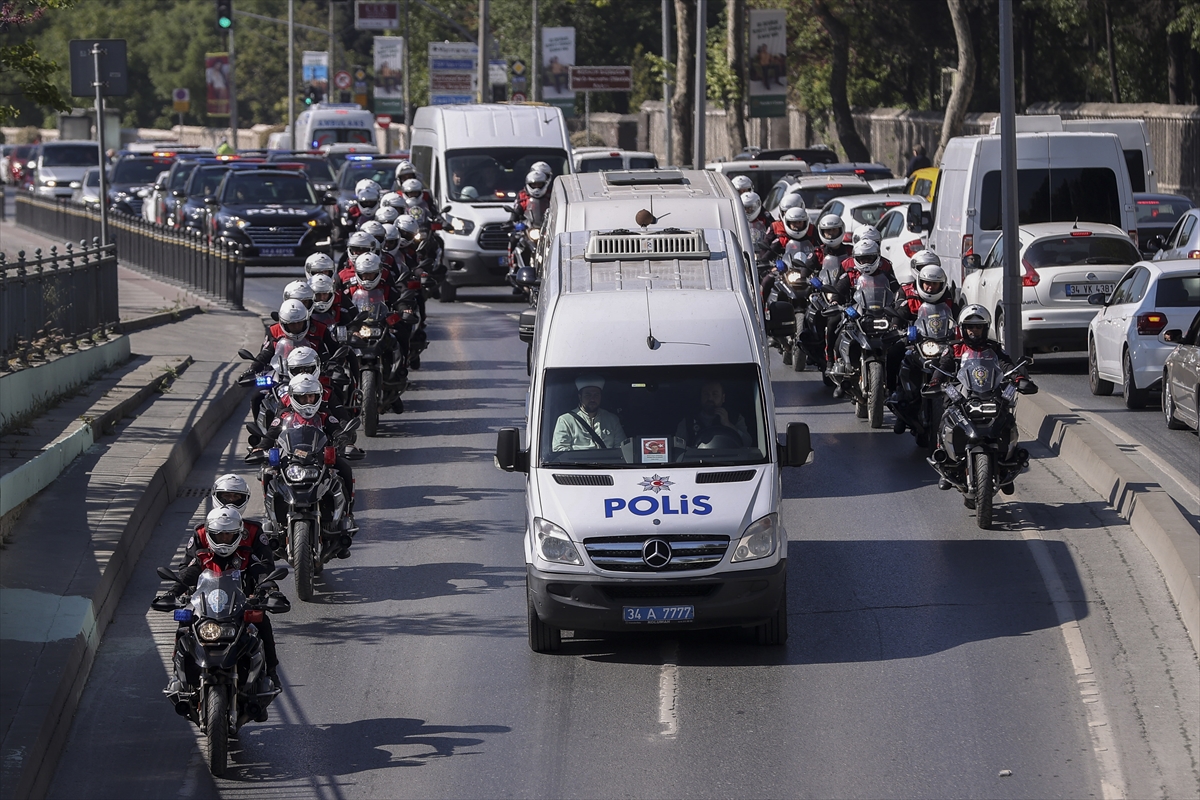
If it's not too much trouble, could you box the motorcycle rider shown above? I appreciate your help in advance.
[742,191,770,257]
[344,179,381,229]
[730,174,754,195]
[506,168,551,289]
[283,279,315,312]
[374,205,401,227]
[894,251,954,324]
[250,298,337,422]
[393,159,418,189]
[401,178,433,215]
[825,239,901,390]
[342,252,412,375]
[305,252,338,290]
[889,260,957,434]
[816,213,849,261]
[157,506,287,712]
[337,229,379,272]
[772,190,805,224]
[766,206,820,261]
[307,273,341,328]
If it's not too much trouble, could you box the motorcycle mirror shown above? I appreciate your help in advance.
[263,566,289,583]
[244,450,267,464]
[245,420,265,438]
[333,344,352,362]
[157,566,181,584]
[342,417,361,434]
[237,348,257,361]
[440,205,452,214]
[270,311,280,322]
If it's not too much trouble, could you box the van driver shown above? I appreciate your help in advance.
[552,376,625,451]
[676,381,751,447]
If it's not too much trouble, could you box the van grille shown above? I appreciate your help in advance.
[245,225,307,245]
[585,230,709,261]
[552,474,614,486]
[478,223,509,251]
[696,470,756,484]
[584,534,729,572]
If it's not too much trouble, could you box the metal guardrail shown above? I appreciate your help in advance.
[1,238,119,367]
[14,193,245,309]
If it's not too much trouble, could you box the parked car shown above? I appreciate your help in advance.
[1134,193,1194,256]
[763,174,874,226]
[1150,207,1200,261]
[1161,310,1200,431]
[876,204,930,284]
[71,168,102,206]
[965,222,1140,354]
[1087,259,1200,408]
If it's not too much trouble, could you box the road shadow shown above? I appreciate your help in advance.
[296,561,524,606]
[783,430,940,497]
[369,417,519,439]
[356,482,518,511]
[401,395,526,413]
[559,538,1083,668]
[280,608,524,642]
[353,444,496,469]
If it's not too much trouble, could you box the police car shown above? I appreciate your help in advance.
[206,165,335,263]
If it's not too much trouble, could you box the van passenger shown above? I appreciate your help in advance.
[552,377,625,451]
[676,381,751,447]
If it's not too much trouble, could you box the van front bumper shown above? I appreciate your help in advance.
[444,247,510,287]
[527,560,786,632]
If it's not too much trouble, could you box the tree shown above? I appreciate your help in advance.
[935,0,974,164]
[725,0,746,155]
[672,0,693,167]
[810,0,869,162]
[0,0,73,124]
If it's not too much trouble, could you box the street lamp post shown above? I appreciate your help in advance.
[288,0,295,151]
[999,0,1021,357]
[693,0,706,169]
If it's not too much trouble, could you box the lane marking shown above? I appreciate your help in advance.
[658,639,679,738]
[1022,529,1127,799]
[464,302,493,310]
[506,313,521,320]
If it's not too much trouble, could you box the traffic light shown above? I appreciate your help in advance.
[216,0,233,29]
[304,85,322,106]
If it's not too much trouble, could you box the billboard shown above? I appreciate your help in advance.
[541,26,575,117]
[302,50,329,94]
[748,9,787,118]
[428,42,477,105]
[355,1,399,30]
[205,52,230,116]
[374,36,405,115]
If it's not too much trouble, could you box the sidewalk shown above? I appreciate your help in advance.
[0,256,263,798]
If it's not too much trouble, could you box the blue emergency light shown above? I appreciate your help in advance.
[268,447,282,466]
[173,609,194,622]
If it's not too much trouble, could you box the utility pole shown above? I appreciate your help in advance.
[477,0,489,104]
[662,0,672,167]
[693,0,706,168]
[531,0,538,101]
[228,26,238,151]
[92,42,109,247]
[288,0,295,150]
[329,0,335,85]
[404,0,411,147]
[999,0,1021,357]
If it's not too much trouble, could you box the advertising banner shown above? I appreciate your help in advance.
[205,52,230,116]
[569,66,633,92]
[748,9,787,118]
[428,42,477,105]
[355,1,399,30]
[302,50,330,93]
[374,36,405,115]
[541,26,575,117]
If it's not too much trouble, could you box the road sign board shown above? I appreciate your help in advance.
[511,59,527,77]
[511,92,527,103]
[376,114,392,127]
[568,66,633,92]
[334,70,353,90]
[172,87,190,113]
[355,1,399,30]
[69,39,128,97]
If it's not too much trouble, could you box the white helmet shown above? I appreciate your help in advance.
[958,303,992,345]
[401,178,425,200]
[205,507,244,558]
[817,213,845,246]
[354,252,383,290]
[304,252,335,278]
[381,191,404,210]
[393,160,416,186]
[730,175,754,194]
[285,345,320,378]
[283,279,314,309]
[530,161,551,178]
[915,263,949,303]
[381,223,400,253]
[354,178,381,210]
[360,219,386,246]
[782,206,811,240]
[211,473,250,516]
[346,229,377,259]
[852,224,882,247]
[852,239,881,275]
[288,373,324,420]
[374,205,400,225]
[525,170,550,199]
[740,191,762,220]
[776,191,806,221]
[309,273,336,313]
[394,214,419,246]
[909,250,940,272]
[278,298,310,340]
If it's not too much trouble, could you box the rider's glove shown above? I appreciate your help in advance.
[1017,377,1038,394]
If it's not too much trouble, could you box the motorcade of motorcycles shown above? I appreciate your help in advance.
[150,564,291,776]
[829,273,904,427]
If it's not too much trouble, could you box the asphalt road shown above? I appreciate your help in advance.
[48,282,1199,799]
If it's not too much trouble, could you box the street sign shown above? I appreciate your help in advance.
[334,70,353,91]
[568,66,633,92]
[355,1,399,30]
[511,92,527,103]
[376,114,392,127]
[429,42,477,105]
[511,59,527,78]
[172,87,190,113]
[68,39,128,97]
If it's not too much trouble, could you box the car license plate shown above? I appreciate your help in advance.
[623,605,694,623]
[498,254,509,267]
[261,246,294,257]
[1066,283,1114,296]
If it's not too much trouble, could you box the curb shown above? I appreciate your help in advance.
[116,305,203,334]
[1016,392,1199,654]
[12,370,249,800]
[0,337,131,432]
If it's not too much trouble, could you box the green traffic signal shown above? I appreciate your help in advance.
[218,16,232,28]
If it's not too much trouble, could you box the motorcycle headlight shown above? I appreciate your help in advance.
[731,513,778,563]
[533,517,583,566]
[872,317,889,331]
[43,179,58,187]
[285,464,321,481]
[784,270,804,284]
[528,227,541,241]
[919,340,943,358]
[198,621,223,642]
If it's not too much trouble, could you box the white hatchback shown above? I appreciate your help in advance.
[876,204,929,284]
[963,222,1139,354]
[1088,259,1200,408]
[819,193,927,244]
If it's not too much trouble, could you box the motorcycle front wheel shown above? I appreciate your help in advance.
[867,360,885,429]
[204,685,229,777]
[790,338,804,372]
[974,452,993,529]
[361,371,379,437]
[291,520,314,601]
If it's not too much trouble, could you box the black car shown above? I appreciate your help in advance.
[175,160,264,232]
[332,157,404,215]
[107,154,176,216]
[809,161,895,181]
[1134,193,1196,255]
[207,167,335,263]
[265,152,338,194]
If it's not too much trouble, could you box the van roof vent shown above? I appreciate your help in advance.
[604,169,686,185]
[585,229,709,262]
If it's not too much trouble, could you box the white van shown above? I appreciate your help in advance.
[572,148,659,173]
[708,159,811,202]
[994,114,1157,193]
[410,103,571,301]
[495,226,812,651]
[292,103,376,151]
[930,130,1137,290]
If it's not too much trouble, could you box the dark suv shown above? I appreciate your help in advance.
[174,159,264,232]
[206,167,335,263]
[107,153,176,216]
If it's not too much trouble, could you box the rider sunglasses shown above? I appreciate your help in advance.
[209,528,242,545]
[290,364,317,375]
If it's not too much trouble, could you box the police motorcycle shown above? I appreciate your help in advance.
[236,344,354,444]
[347,284,407,437]
[244,415,360,601]
[764,243,818,369]
[151,563,291,776]
[829,273,903,428]
[889,302,955,453]
[797,253,846,380]
[928,352,1034,529]
[503,200,544,306]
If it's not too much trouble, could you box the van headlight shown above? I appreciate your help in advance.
[730,514,778,563]
[446,215,475,235]
[533,517,583,565]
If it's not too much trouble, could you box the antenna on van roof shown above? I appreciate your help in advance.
[1072,217,1079,230]
[645,287,660,350]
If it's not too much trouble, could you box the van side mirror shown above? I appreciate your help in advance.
[1162,328,1183,343]
[517,309,537,343]
[962,254,981,273]
[780,422,813,467]
[1145,234,1165,252]
[765,301,797,337]
[495,427,527,473]
[1088,292,1107,306]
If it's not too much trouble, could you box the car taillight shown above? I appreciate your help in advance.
[903,240,924,257]
[961,234,973,255]
[1127,229,1138,248]
[1188,251,1200,259]
[1136,312,1167,335]
[1021,259,1040,287]
[1069,230,1091,237]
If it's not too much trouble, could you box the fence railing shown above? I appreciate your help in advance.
[14,194,245,308]
[1,238,119,366]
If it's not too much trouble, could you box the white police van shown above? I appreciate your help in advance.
[495,225,812,651]
[292,103,376,151]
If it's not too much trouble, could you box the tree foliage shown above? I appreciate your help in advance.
[0,0,74,123]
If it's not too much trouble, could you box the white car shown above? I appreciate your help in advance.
[964,222,1139,354]
[876,204,929,284]
[1151,207,1200,261]
[141,169,171,225]
[1088,259,1200,408]
[763,174,874,226]
[820,192,927,240]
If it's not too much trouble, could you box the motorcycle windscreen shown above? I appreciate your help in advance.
[956,349,1005,394]
[352,287,389,319]
[854,273,893,312]
[915,303,954,340]
[195,569,243,620]
[277,421,328,460]
[785,239,816,270]
[271,338,297,377]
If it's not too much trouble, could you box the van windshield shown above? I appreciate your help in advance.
[42,144,99,167]
[310,128,373,148]
[539,365,769,468]
[446,148,569,202]
[979,168,1122,231]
